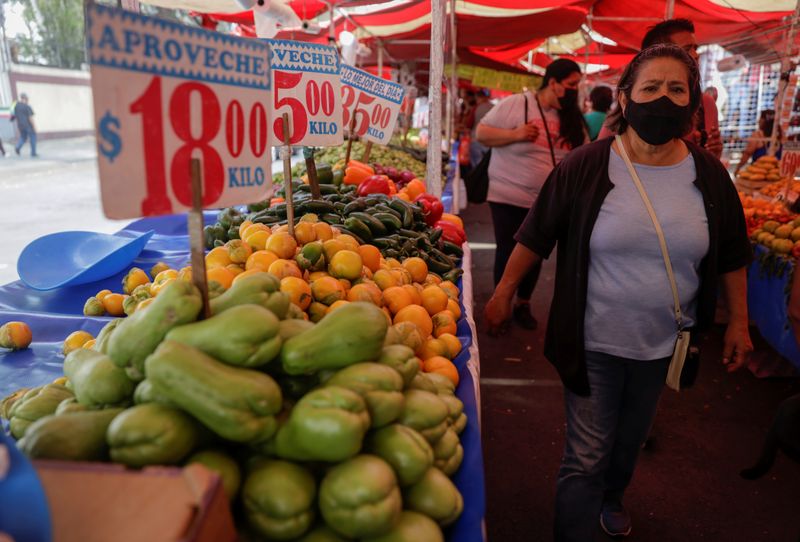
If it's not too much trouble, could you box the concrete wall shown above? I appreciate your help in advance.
[7,64,93,139]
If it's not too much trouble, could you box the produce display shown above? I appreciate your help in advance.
[736,155,787,194]
[741,192,800,259]
[759,177,800,198]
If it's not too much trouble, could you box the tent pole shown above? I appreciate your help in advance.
[377,42,384,76]
[769,0,800,156]
[427,0,445,198]
[665,0,674,20]
[450,0,460,214]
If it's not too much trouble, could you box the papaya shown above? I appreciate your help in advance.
[93,318,124,354]
[279,319,315,341]
[107,281,203,381]
[186,449,242,501]
[19,408,123,461]
[132,379,177,407]
[209,272,289,318]
[64,348,135,408]
[8,384,74,439]
[55,397,91,415]
[166,304,281,368]
[281,302,388,375]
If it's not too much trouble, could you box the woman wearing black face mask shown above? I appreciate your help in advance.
[485,44,752,541]
[476,59,587,330]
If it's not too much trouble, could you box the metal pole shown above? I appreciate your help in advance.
[449,0,460,213]
[769,0,800,155]
[377,42,384,76]
[426,0,445,198]
[665,0,675,20]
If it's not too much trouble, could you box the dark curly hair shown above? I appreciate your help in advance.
[641,18,695,49]
[606,43,702,135]
[539,58,586,149]
[589,86,613,113]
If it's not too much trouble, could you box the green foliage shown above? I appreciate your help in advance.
[13,0,85,69]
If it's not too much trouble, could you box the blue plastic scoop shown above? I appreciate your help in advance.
[17,230,155,291]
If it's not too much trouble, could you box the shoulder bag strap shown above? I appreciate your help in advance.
[524,93,528,124]
[615,135,683,330]
[535,94,557,168]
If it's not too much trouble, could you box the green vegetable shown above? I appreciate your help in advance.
[243,459,317,540]
[398,390,450,445]
[107,280,203,381]
[107,403,201,467]
[365,424,434,486]
[165,304,281,368]
[208,272,285,317]
[132,379,176,407]
[8,384,74,439]
[94,318,124,354]
[187,449,242,502]
[146,340,282,443]
[19,409,123,461]
[406,373,438,394]
[438,393,464,426]
[325,363,405,428]
[271,386,370,462]
[403,467,462,526]
[63,348,135,408]
[349,212,387,236]
[319,455,402,538]
[433,428,464,476]
[378,345,420,387]
[452,413,467,435]
[55,397,90,415]
[361,510,445,542]
[281,302,387,375]
[295,525,349,542]
[278,319,315,342]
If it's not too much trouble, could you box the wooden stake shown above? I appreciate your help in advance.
[303,147,321,200]
[362,141,373,163]
[344,111,357,164]
[281,113,295,237]
[188,158,211,319]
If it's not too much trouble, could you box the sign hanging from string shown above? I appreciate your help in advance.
[340,65,405,146]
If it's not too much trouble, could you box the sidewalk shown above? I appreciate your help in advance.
[0,136,98,173]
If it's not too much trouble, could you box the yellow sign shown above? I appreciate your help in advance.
[445,63,541,92]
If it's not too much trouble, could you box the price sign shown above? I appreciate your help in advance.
[266,39,343,147]
[87,4,272,219]
[780,149,800,178]
[340,65,405,145]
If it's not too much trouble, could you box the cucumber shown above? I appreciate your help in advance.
[343,217,372,241]
[373,212,403,232]
[303,200,336,214]
[349,212,388,236]
[321,213,343,225]
[343,200,367,215]
[429,228,443,244]
[442,241,464,258]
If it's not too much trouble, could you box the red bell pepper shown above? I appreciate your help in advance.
[435,220,466,245]
[414,194,444,226]
[357,175,392,196]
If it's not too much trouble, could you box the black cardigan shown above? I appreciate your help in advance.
[514,136,752,396]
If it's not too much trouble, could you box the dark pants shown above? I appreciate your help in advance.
[15,127,37,156]
[488,201,541,300]
[554,351,671,542]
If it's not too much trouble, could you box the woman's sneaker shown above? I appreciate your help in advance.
[600,501,632,538]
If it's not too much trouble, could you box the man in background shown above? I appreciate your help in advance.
[13,93,37,158]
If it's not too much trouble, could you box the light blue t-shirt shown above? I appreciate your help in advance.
[584,149,709,361]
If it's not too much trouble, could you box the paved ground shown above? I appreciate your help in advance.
[464,202,800,541]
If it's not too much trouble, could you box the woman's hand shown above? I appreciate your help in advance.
[484,293,512,336]
[722,320,753,372]
[515,122,539,143]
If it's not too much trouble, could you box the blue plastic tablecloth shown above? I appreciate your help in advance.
[0,211,485,542]
[747,245,800,371]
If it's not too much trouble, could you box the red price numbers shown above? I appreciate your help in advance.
[342,86,392,137]
[780,151,800,179]
[273,70,336,144]
[130,77,268,216]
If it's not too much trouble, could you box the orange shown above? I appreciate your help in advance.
[323,239,348,261]
[308,271,330,282]
[361,266,374,280]
[382,286,414,315]
[265,232,298,259]
[0,321,32,350]
[102,293,127,316]
[281,276,313,310]
[439,281,460,301]
[425,273,442,285]
[246,250,279,272]
[268,259,303,279]
[311,276,346,305]
[447,298,462,320]
[238,219,254,238]
[338,278,352,293]
[358,244,382,273]
[244,229,271,251]
[308,302,328,323]
[242,223,269,239]
[402,284,423,306]
[294,221,317,245]
[207,267,235,290]
[272,223,290,234]
[336,234,360,251]
[205,246,232,269]
[422,356,459,386]
[438,333,462,359]
[421,285,449,316]
[326,299,351,314]
[391,268,412,286]
[402,257,428,283]
[313,221,334,241]
[62,330,94,355]
[385,258,402,269]
[225,239,253,264]
[95,289,112,301]
[299,213,319,223]
[226,264,244,277]
[83,339,96,350]
[394,305,433,338]
[418,337,450,360]
[347,283,382,306]
[373,269,398,291]
[328,250,363,281]
[432,310,458,337]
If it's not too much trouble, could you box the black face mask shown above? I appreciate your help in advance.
[558,87,578,109]
[624,95,692,145]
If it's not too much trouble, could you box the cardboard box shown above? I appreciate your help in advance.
[33,460,236,542]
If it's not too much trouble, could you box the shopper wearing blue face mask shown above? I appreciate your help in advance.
[485,44,753,541]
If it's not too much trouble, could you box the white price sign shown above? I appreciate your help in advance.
[340,65,406,145]
[87,4,273,219]
[266,39,343,146]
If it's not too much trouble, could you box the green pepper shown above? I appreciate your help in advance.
[187,449,242,502]
[377,345,420,387]
[319,455,402,538]
[324,362,405,428]
[405,372,438,394]
[243,459,317,540]
[20,408,124,461]
[209,273,286,318]
[271,386,370,462]
[365,424,434,487]
[452,412,468,435]
[402,467,463,527]
[94,318,124,354]
[165,304,281,368]
[145,340,282,443]
[8,384,74,439]
[107,403,202,467]
[295,525,350,542]
[361,510,445,542]
[432,428,463,476]
[316,163,334,184]
[63,348,135,408]
[398,390,450,445]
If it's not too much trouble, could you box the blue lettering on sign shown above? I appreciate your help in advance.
[309,122,338,135]
[367,127,384,139]
[229,167,265,187]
